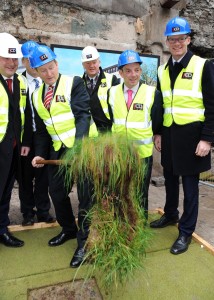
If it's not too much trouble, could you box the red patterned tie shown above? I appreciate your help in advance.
[6,79,13,94]
[44,85,54,109]
[127,89,133,110]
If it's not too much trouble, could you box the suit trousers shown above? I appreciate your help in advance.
[139,156,153,218]
[0,148,17,234]
[48,147,93,237]
[163,168,199,236]
[19,148,51,218]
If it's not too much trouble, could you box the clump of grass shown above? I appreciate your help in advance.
[61,133,152,288]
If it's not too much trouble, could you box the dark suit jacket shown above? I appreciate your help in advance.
[83,67,119,133]
[158,51,214,175]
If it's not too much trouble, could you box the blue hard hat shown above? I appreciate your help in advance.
[164,17,191,36]
[21,40,39,58]
[118,50,142,69]
[28,45,57,68]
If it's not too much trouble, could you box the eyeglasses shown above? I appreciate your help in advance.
[167,36,188,44]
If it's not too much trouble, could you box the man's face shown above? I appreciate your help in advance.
[0,56,18,77]
[22,57,39,78]
[166,34,191,60]
[36,60,59,85]
[82,59,100,77]
[119,63,142,88]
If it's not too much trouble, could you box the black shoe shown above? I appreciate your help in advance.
[170,234,192,255]
[0,232,24,247]
[48,230,77,246]
[150,214,179,228]
[22,215,35,226]
[70,247,86,268]
[37,214,56,223]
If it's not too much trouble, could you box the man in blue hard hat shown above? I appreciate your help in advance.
[108,49,163,219]
[150,17,214,255]
[29,45,92,267]
[19,41,54,226]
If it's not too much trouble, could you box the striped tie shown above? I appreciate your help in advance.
[44,85,54,109]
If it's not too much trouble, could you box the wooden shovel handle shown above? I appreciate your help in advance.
[36,159,64,165]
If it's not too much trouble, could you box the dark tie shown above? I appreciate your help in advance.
[6,79,13,94]
[89,78,94,95]
[44,85,54,110]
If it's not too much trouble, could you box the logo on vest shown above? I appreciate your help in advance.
[182,72,193,79]
[133,103,143,110]
[172,27,180,33]
[21,89,27,95]
[100,82,107,87]
[56,95,66,102]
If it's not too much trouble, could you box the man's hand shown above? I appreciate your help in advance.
[21,146,30,156]
[153,134,162,152]
[195,140,211,157]
[32,156,45,168]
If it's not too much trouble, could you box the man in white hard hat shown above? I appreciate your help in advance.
[81,46,119,137]
[0,33,32,247]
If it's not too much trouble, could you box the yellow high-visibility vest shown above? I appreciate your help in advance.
[89,72,114,138]
[0,74,27,142]
[109,83,155,158]
[158,55,206,127]
[33,75,76,151]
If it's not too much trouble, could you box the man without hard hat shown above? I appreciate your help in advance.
[0,33,32,247]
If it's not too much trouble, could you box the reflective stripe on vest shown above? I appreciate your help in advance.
[0,74,27,143]
[109,83,155,158]
[89,72,113,138]
[33,75,76,151]
[158,55,206,127]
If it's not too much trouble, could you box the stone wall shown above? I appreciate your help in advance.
[1,0,213,176]
[1,0,214,58]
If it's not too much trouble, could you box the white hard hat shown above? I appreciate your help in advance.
[81,46,99,62]
[0,32,22,58]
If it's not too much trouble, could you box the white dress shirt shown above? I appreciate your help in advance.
[124,83,139,103]
[26,72,42,132]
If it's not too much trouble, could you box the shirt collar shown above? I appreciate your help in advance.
[26,72,41,84]
[124,82,139,93]
[86,72,100,81]
[165,50,194,70]
[2,75,14,81]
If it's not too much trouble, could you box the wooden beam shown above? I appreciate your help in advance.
[8,221,59,232]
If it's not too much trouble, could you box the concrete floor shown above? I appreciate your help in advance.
[9,179,214,247]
